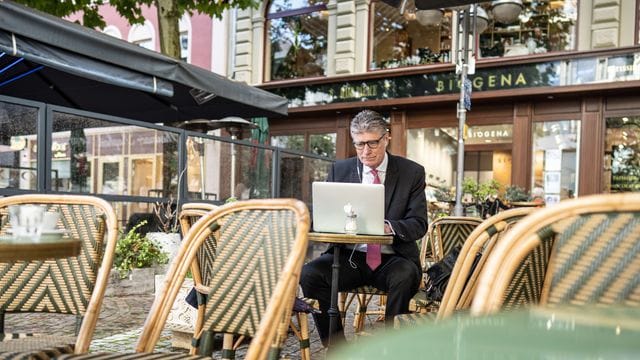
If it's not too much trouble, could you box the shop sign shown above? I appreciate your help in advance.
[465,124,512,144]
[272,51,640,108]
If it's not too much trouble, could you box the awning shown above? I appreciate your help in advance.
[0,1,288,122]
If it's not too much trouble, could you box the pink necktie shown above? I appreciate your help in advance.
[367,168,382,270]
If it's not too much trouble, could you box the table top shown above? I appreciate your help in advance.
[308,232,393,245]
[332,305,640,359]
[0,234,81,262]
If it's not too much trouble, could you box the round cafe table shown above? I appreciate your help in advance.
[331,305,640,359]
[0,234,81,262]
[308,232,393,348]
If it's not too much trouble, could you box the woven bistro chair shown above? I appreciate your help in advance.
[133,199,310,360]
[410,216,483,313]
[0,194,117,357]
[395,207,536,327]
[341,216,483,332]
[179,202,315,360]
[424,216,483,264]
[471,193,640,316]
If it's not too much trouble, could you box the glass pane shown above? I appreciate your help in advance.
[531,120,580,205]
[480,0,578,59]
[186,136,275,202]
[309,133,336,158]
[0,101,39,191]
[52,111,179,198]
[271,135,305,151]
[278,151,332,207]
[371,3,452,70]
[604,116,640,193]
[267,2,328,80]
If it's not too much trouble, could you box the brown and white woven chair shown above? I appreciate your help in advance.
[178,202,315,360]
[395,207,536,327]
[0,194,118,358]
[409,216,483,313]
[131,199,310,360]
[471,193,640,316]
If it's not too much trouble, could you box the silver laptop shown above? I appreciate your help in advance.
[312,181,385,235]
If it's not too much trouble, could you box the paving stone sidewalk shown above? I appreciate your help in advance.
[4,291,386,359]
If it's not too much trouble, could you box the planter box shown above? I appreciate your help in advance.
[105,265,167,297]
[154,275,196,349]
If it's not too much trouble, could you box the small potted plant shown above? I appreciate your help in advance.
[113,220,169,280]
[146,197,181,261]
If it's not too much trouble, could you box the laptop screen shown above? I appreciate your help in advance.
[311,181,385,235]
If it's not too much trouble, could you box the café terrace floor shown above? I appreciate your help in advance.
[3,285,385,359]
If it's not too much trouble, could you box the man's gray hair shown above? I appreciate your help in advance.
[350,110,388,137]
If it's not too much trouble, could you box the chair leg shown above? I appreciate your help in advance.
[221,333,235,360]
[353,294,373,333]
[294,313,311,360]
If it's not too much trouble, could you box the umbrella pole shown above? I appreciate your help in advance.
[454,6,472,217]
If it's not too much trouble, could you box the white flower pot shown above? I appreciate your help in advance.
[146,232,181,261]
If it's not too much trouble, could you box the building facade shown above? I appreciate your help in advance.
[229,0,640,205]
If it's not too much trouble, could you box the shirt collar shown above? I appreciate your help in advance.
[363,152,388,174]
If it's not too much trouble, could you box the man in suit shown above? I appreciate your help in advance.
[300,109,427,345]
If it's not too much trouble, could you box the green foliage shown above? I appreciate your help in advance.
[114,220,168,279]
[462,178,502,203]
[504,185,530,202]
[16,0,261,28]
[15,0,262,59]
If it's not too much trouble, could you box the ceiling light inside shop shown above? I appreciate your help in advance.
[415,9,444,26]
[491,0,524,24]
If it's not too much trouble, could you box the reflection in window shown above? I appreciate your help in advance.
[531,120,580,205]
[266,0,328,80]
[271,133,336,158]
[604,116,640,193]
[371,2,452,70]
[0,101,39,191]
[51,111,179,201]
[480,0,577,58]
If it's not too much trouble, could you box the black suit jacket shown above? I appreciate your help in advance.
[327,153,428,270]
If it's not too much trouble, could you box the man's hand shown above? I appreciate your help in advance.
[384,222,393,235]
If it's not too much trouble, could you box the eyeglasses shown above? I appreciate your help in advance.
[353,134,386,150]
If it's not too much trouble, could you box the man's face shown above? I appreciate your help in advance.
[352,131,388,169]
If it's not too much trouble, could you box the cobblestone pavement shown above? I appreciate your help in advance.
[4,291,387,359]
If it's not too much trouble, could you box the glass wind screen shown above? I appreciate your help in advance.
[51,111,180,198]
[0,100,39,191]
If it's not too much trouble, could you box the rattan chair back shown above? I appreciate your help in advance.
[0,194,117,354]
[179,202,219,287]
[423,216,482,266]
[137,199,310,360]
[471,193,640,315]
[437,207,536,319]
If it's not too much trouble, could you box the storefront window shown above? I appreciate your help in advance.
[479,0,577,58]
[604,116,640,193]
[406,124,513,196]
[266,0,328,81]
[0,100,39,191]
[531,120,580,205]
[371,2,452,70]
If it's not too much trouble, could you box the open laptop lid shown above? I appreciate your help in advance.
[312,181,385,235]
